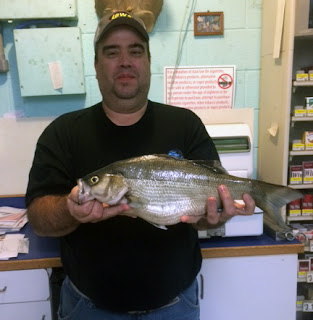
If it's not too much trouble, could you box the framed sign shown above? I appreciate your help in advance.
[194,12,224,36]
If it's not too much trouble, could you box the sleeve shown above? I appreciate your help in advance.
[182,110,220,162]
[25,118,76,207]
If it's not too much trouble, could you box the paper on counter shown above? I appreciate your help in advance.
[0,207,26,215]
[0,206,28,233]
[0,234,29,260]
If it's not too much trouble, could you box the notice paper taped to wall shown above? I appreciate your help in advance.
[164,65,235,110]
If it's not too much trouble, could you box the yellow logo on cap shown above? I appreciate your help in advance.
[110,12,132,20]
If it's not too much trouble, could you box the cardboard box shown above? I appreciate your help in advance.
[296,72,309,81]
[302,194,313,216]
[288,199,302,216]
[298,259,310,279]
[303,131,313,150]
[289,165,303,184]
[303,162,313,184]
[294,105,306,117]
[305,97,313,116]
[306,97,313,108]
[292,140,305,151]
[297,296,305,311]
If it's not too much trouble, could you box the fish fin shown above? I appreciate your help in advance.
[165,151,228,174]
[150,223,168,230]
[251,181,303,228]
[128,195,148,208]
[193,160,229,174]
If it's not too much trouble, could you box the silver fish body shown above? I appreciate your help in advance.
[78,154,302,227]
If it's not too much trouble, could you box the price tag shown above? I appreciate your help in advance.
[307,271,313,283]
[303,300,313,312]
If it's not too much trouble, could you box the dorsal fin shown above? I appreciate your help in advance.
[193,160,229,174]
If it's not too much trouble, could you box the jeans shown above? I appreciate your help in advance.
[57,276,200,320]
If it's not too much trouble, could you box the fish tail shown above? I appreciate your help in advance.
[250,180,303,228]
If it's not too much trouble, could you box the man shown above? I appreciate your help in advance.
[26,11,255,320]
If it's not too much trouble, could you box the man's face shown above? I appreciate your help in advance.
[95,26,151,112]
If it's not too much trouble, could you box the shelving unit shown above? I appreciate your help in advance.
[288,216,313,222]
[294,82,313,87]
[290,151,313,156]
[291,116,313,122]
[288,184,313,189]
[258,1,313,319]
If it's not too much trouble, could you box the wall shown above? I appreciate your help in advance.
[0,0,262,193]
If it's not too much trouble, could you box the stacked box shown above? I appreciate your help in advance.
[306,97,313,116]
[303,161,313,184]
[294,105,306,117]
[289,165,303,184]
[296,70,309,81]
[303,131,313,150]
[302,194,313,216]
[288,199,301,216]
[298,259,310,279]
[292,139,305,151]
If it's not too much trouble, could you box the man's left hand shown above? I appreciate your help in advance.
[181,184,255,229]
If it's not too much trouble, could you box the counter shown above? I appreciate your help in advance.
[0,195,304,271]
[0,223,304,271]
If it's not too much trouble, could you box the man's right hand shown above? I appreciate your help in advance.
[67,186,131,224]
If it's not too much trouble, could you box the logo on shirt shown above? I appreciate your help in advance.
[168,150,184,159]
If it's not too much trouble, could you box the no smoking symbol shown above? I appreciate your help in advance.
[218,74,233,89]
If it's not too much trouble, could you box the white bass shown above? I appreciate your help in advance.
[78,155,302,227]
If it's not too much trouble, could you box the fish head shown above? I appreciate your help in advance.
[78,173,129,205]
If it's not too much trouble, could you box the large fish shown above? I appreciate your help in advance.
[78,154,302,228]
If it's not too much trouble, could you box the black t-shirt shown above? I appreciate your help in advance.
[26,100,219,312]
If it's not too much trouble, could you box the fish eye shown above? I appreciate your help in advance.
[89,176,99,185]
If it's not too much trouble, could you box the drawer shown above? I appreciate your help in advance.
[0,269,50,304]
[0,300,52,320]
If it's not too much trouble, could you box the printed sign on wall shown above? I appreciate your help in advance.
[164,66,235,110]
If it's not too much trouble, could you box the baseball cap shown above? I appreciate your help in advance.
[94,11,149,50]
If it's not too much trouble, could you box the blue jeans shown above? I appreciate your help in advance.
[58,276,200,320]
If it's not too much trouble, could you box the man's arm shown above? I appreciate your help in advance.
[27,195,80,237]
[27,186,131,237]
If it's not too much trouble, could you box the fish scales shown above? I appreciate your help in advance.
[123,178,208,224]
[78,154,303,228]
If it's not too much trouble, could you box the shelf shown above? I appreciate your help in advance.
[288,184,313,189]
[287,216,313,222]
[293,81,313,87]
[295,29,313,38]
[289,151,313,156]
[291,116,313,122]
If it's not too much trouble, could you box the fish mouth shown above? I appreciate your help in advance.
[77,179,93,204]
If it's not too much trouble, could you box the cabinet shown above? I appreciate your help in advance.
[0,269,52,320]
[198,254,297,320]
[258,0,313,319]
